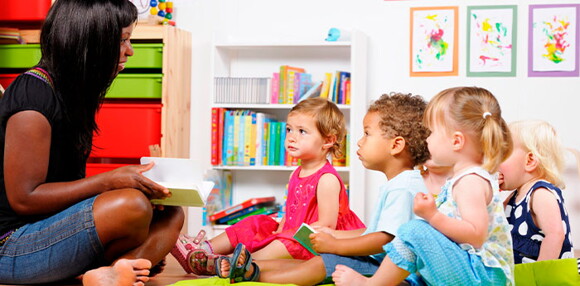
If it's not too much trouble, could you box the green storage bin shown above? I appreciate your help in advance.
[127,43,163,69]
[106,74,163,99]
[0,44,41,68]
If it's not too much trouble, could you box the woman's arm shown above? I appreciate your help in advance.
[4,111,168,216]
[531,188,565,261]
[310,173,340,229]
[415,175,490,248]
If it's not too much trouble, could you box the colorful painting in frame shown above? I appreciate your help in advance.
[410,6,458,77]
[467,6,517,77]
[529,4,579,77]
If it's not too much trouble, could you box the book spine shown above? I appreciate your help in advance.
[224,111,235,165]
[249,112,257,166]
[217,108,225,165]
[255,113,265,166]
[232,111,241,165]
[278,66,287,104]
[263,121,270,165]
[279,122,286,166]
[320,73,332,99]
[268,122,277,166]
[211,108,219,165]
[270,73,279,104]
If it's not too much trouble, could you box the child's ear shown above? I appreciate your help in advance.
[390,136,406,155]
[322,134,337,150]
[524,152,539,172]
[451,131,465,151]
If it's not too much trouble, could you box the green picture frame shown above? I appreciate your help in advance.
[466,5,517,77]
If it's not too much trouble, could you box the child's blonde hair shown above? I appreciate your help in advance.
[289,98,346,158]
[368,92,431,166]
[424,87,512,173]
[510,120,565,189]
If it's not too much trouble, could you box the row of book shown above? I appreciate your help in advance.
[0,27,25,44]
[212,66,351,106]
[210,108,349,167]
[208,196,278,225]
[214,77,271,104]
[272,66,351,105]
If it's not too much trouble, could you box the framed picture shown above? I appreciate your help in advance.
[410,6,458,77]
[529,4,579,77]
[467,5,517,77]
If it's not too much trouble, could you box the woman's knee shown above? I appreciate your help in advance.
[94,189,153,228]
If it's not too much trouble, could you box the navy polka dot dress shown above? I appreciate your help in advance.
[505,181,574,263]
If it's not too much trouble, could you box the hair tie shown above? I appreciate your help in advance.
[483,112,492,119]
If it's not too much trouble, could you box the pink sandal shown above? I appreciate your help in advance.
[171,230,220,275]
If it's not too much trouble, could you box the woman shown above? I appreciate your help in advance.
[0,0,184,284]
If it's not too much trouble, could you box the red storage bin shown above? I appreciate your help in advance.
[1,0,52,22]
[91,102,162,158]
[86,163,129,177]
[0,74,19,90]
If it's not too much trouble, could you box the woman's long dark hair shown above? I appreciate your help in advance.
[39,0,137,156]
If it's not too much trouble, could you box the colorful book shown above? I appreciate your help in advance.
[293,223,319,255]
[319,73,332,99]
[225,206,278,225]
[209,196,276,222]
[279,65,305,104]
[223,110,235,165]
[211,108,220,165]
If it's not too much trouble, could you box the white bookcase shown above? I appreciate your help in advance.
[192,31,368,237]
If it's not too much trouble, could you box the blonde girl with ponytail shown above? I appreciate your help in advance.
[332,87,515,286]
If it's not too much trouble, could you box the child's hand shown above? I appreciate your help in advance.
[414,192,437,222]
[310,232,337,254]
[312,226,335,237]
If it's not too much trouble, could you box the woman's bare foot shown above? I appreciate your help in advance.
[332,264,369,286]
[82,258,152,286]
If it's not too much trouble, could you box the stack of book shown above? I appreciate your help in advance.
[0,27,24,44]
[208,196,278,225]
[214,77,271,104]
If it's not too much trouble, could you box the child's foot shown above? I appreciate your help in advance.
[82,258,152,286]
[218,244,257,282]
[332,264,369,286]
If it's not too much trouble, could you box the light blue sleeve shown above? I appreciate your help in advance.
[374,189,416,237]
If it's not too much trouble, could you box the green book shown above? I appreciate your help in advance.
[293,223,319,255]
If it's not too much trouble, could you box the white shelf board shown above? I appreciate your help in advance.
[213,165,350,172]
[215,41,351,49]
[212,103,350,110]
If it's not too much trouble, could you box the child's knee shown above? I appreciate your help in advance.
[397,220,433,241]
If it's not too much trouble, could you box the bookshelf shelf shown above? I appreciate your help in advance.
[213,165,350,172]
[212,103,350,110]
[215,41,351,49]
[191,31,368,237]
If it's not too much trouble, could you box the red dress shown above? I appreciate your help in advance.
[225,161,365,259]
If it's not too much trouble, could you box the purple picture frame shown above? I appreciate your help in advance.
[528,4,580,77]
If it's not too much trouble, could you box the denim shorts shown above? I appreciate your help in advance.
[0,196,104,284]
[321,253,381,277]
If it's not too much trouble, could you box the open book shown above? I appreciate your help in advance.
[293,223,319,255]
[140,157,214,207]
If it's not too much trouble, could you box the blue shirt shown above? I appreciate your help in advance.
[362,170,428,261]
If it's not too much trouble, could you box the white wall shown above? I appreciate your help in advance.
[173,0,580,244]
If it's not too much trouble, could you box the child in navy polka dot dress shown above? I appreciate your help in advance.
[499,120,573,263]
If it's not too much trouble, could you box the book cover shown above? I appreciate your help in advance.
[209,196,276,222]
[293,223,319,255]
[140,157,214,207]
[319,73,332,99]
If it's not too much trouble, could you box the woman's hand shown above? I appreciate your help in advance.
[106,162,169,200]
[413,192,438,222]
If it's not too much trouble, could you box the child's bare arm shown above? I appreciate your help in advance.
[272,216,286,234]
[415,175,490,248]
[532,188,565,261]
[310,231,393,256]
[310,173,341,229]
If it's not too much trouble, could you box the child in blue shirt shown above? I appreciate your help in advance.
[217,93,431,285]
